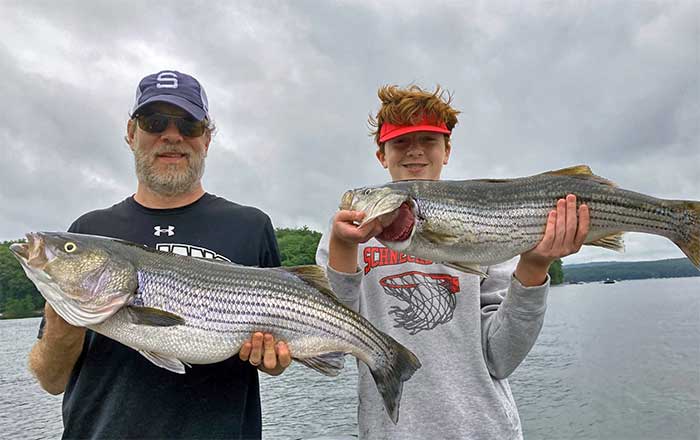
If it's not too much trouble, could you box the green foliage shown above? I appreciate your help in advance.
[548,258,564,285]
[0,240,43,318]
[275,226,322,267]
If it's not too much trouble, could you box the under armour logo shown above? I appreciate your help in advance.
[154,226,175,237]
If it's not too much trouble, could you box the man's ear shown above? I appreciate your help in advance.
[125,119,136,149]
[376,148,387,168]
[203,130,211,156]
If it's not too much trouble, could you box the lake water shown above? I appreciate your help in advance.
[1,277,698,439]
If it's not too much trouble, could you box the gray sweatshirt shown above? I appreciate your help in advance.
[316,230,549,440]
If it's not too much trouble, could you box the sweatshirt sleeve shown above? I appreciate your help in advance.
[315,222,363,312]
[480,257,549,379]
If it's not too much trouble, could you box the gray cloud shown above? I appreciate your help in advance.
[0,0,697,265]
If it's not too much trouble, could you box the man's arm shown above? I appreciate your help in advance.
[28,303,86,395]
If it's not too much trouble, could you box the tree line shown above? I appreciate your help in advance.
[0,228,563,318]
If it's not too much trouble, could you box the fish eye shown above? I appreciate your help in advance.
[363,189,372,195]
[64,242,77,253]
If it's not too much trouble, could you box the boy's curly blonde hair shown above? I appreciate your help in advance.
[369,85,460,151]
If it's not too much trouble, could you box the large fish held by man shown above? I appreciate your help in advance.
[341,165,700,277]
[10,232,420,423]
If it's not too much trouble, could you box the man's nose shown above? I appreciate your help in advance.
[160,120,184,142]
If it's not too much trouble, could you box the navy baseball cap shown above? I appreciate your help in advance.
[131,70,209,121]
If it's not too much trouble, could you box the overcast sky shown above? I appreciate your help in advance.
[1,0,698,265]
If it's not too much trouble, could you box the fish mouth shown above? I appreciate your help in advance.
[10,233,51,269]
[377,202,416,243]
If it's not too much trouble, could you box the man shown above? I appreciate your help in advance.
[316,84,590,439]
[28,70,291,439]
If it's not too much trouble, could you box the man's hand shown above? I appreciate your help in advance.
[515,194,590,286]
[239,332,292,376]
[28,303,87,395]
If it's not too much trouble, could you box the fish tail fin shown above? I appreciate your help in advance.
[368,334,421,424]
[669,200,700,268]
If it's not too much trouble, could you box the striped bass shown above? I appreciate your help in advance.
[340,165,700,276]
[10,232,420,423]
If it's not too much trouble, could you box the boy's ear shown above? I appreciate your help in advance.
[376,149,388,168]
[443,140,451,165]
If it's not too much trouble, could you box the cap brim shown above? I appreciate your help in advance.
[379,124,451,143]
[132,95,207,120]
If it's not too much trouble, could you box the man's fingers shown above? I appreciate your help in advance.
[276,342,292,368]
[249,332,263,366]
[263,334,277,370]
[239,341,252,361]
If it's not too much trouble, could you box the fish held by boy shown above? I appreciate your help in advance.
[10,232,420,423]
[341,165,700,277]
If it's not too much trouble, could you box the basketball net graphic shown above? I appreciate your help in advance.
[379,271,460,334]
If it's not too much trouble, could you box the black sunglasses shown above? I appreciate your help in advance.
[135,113,208,137]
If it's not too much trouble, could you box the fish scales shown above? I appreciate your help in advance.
[11,232,421,423]
[128,260,388,359]
[342,165,700,274]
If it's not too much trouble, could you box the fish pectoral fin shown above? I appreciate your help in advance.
[125,306,186,327]
[422,229,460,245]
[295,352,346,377]
[543,164,617,187]
[444,262,488,278]
[138,350,189,374]
[586,232,625,252]
[282,265,338,301]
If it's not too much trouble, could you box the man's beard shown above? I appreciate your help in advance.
[133,143,206,197]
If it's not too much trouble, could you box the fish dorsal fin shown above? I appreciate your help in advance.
[586,232,625,252]
[282,265,338,301]
[544,165,617,187]
[296,352,346,376]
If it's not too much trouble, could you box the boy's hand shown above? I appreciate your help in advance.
[515,194,590,286]
[239,332,292,376]
[332,210,385,245]
[328,210,390,273]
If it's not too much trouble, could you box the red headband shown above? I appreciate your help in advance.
[378,117,451,143]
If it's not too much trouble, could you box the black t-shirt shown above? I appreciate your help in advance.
[47,193,280,440]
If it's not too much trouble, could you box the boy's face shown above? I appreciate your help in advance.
[376,131,450,181]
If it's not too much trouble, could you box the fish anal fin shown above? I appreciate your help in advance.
[296,352,346,377]
[138,350,189,374]
[444,262,488,278]
[125,306,186,327]
[544,165,617,187]
[586,232,625,252]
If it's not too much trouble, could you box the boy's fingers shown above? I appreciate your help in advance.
[574,204,590,248]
